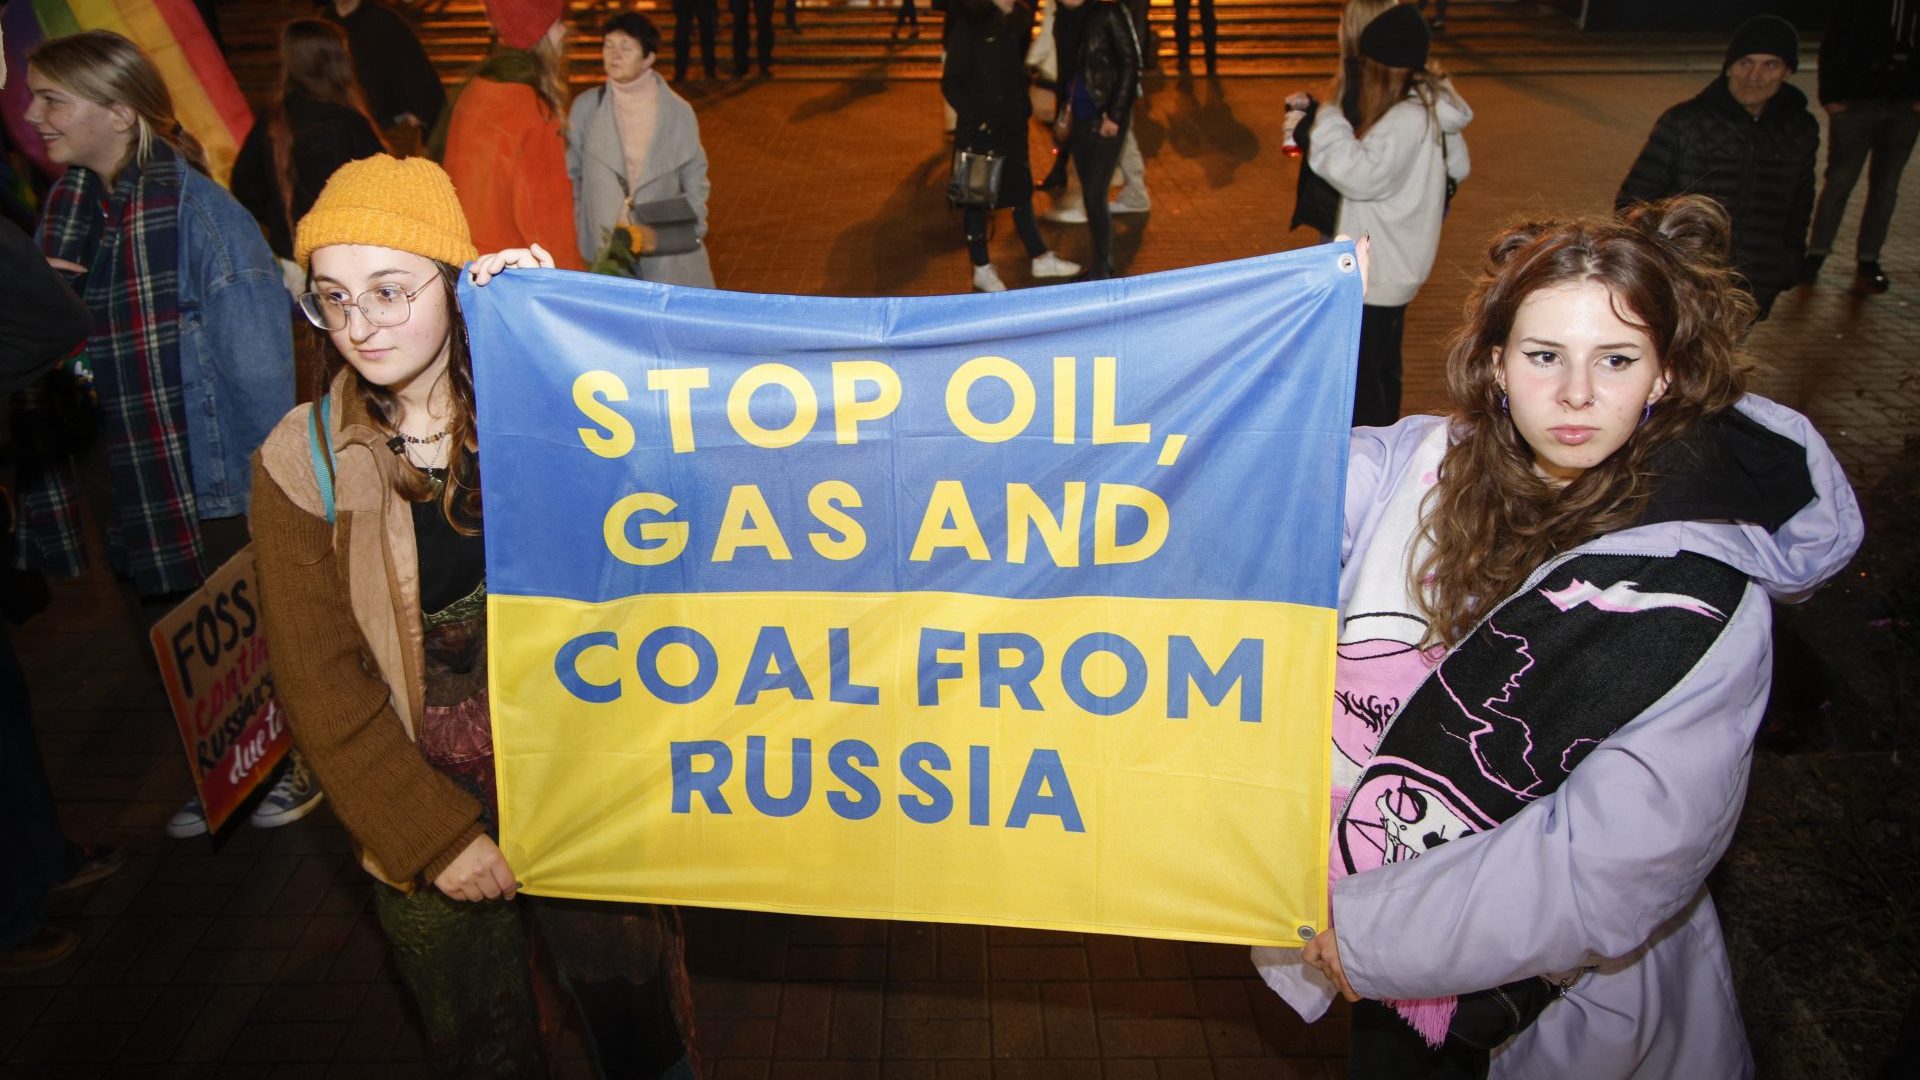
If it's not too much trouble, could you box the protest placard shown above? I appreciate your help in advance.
[150,547,288,834]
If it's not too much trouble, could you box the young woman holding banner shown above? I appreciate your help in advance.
[1254,196,1861,1078]
[248,154,696,1079]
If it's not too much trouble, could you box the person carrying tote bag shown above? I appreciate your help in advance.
[941,0,1080,292]
[567,12,717,288]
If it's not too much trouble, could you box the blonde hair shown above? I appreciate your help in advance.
[27,30,209,175]
[530,27,571,117]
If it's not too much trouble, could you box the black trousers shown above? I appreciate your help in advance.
[1172,0,1215,65]
[731,0,775,72]
[964,152,1046,267]
[674,0,719,78]
[1351,998,1491,1080]
[1350,979,1560,1080]
[0,630,73,952]
[1355,303,1406,427]
[1070,120,1127,277]
[1809,98,1920,264]
[529,898,693,1076]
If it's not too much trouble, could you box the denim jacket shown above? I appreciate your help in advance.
[176,168,295,518]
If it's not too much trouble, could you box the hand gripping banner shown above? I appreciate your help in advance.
[462,245,1361,947]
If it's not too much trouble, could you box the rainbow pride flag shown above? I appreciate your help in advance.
[2,0,251,186]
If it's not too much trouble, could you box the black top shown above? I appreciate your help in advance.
[1053,3,1091,93]
[323,0,448,129]
[231,94,386,259]
[1640,407,1816,533]
[0,218,90,396]
[411,474,485,616]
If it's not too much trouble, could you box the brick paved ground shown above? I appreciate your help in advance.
[5,63,1917,1079]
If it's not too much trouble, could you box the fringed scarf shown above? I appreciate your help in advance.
[1335,546,1749,1048]
[35,142,206,595]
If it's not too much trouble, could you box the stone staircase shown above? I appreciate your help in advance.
[218,0,1736,98]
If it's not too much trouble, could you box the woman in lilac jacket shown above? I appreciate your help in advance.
[1254,196,1863,1078]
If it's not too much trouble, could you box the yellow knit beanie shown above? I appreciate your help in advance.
[294,154,479,271]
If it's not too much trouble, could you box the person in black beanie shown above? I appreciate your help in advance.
[1616,14,1818,320]
[1803,0,1919,294]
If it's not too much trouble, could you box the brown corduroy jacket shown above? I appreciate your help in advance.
[250,369,485,889]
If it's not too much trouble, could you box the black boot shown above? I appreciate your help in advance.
[1859,261,1891,293]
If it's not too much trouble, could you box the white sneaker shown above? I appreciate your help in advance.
[1043,205,1088,224]
[972,264,1007,292]
[249,752,324,829]
[1031,252,1082,278]
[1111,186,1151,213]
[166,796,208,839]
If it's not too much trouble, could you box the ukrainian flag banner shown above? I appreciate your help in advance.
[462,245,1361,947]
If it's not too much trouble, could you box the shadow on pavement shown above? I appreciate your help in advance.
[823,147,955,295]
[1159,76,1260,189]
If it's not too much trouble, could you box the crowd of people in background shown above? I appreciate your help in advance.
[0,0,1913,1077]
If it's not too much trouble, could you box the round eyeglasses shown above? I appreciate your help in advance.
[297,280,436,331]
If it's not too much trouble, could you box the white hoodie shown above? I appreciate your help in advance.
[1309,82,1472,307]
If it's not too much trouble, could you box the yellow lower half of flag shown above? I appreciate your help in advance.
[489,590,1332,947]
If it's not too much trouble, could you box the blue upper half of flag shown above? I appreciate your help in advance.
[463,246,1361,609]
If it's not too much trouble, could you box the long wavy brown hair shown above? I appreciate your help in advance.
[1413,195,1755,647]
[310,262,482,533]
[267,21,386,242]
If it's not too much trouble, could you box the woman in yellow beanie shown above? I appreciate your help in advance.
[249,154,697,1079]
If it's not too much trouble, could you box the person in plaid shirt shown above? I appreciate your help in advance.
[22,30,320,837]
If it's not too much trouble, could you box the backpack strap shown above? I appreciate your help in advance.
[307,394,338,525]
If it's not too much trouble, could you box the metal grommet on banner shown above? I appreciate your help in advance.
[1337,253,1356,274]
[1298,926,1316,941]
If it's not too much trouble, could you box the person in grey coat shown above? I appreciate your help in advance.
[567,12,716,288]
[1254,198,1863,1078]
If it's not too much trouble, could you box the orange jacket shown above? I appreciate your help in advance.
[442,78,586,270]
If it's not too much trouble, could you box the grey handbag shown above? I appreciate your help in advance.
[947,148,1005,210]
[628,196,701,256]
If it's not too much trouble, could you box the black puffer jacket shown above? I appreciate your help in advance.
[1615,77,1818,306]
[941,0,1037,156]
[1078,0,1142,128]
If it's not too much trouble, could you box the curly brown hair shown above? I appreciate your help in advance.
[1412,195,1755,647]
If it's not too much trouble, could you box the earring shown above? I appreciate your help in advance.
[1499,392,1509,415]
[1641,402,1652,425]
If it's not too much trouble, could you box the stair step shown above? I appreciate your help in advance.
[215,0,1733,99]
